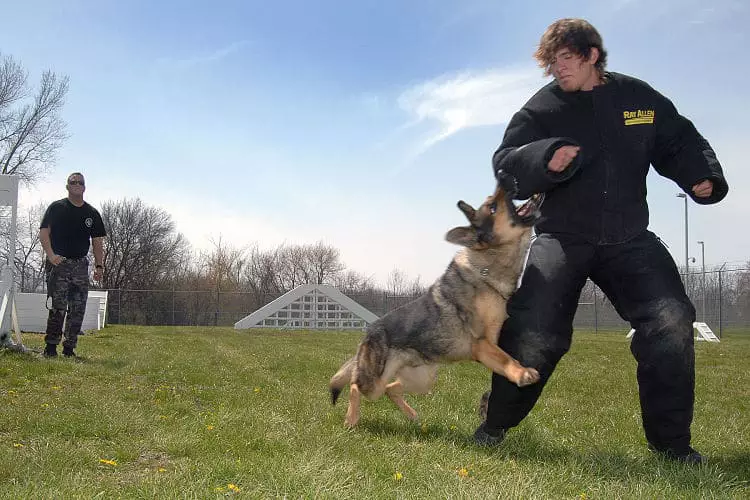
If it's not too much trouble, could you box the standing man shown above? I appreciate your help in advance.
[39,172,106,358]
[475,19,728,464]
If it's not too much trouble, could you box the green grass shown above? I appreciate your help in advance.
[1,326,748,498]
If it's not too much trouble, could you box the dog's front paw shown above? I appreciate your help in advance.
[517,367,540,387]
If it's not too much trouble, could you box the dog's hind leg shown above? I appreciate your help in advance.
[386,364,438,421]
[385,381,418,421]
[472,338,540,387]
[344,384,362,428]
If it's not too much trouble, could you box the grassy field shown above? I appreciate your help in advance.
[1,326,748,498]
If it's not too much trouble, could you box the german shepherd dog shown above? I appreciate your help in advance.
[329,174,544,428]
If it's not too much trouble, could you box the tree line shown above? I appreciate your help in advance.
[1,197,427,299]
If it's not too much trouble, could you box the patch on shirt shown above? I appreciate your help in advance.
[623,109,654,125]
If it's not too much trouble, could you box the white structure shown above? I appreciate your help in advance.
[626,321,719,342]
[0,266,23,346]
[88,290,109,327]
[0,175,20,346]
[234,284,378,330]
[13,291,108,333]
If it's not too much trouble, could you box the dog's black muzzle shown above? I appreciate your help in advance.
[496,170,544,227]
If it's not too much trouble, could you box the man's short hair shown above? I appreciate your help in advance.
[534,18,608,76]
[67,172,85,184]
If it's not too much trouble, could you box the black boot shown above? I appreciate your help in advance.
[474,422,507,447]
[43,343,58,358]
[62,346,76,358]
[649,444,704,465]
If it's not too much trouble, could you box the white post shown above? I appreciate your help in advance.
[697,240,705,323]
[0,175,20,346]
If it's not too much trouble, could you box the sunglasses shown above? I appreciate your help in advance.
[68,180,85,186]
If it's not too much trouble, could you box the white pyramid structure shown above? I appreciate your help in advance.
[234,284,379,330]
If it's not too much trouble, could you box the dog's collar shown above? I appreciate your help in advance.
[477,266,511,301]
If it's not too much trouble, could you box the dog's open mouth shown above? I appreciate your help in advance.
[507,193,544,226]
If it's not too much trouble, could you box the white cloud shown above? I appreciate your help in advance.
[397,67,546,156]
[156,40,251,71]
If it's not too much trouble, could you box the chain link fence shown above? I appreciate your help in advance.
[100,268,750,334]
[574,268,749,336]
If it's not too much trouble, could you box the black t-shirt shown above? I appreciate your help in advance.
[40,199,106,258]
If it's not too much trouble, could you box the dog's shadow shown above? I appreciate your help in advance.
[357,418,462,443]
[356,418,750,487]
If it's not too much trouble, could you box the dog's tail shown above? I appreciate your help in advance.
[329,356,356,405]
[329,327,389,404]
[351,330,388,398]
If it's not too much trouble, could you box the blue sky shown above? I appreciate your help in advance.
[2,0,748,286]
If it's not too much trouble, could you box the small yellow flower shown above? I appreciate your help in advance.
[458,467,469,478]
[393,471,403,481]
[253,387,261,393]
[99,459,118,466]
[215,487,226,492]
[157,467,166,473]
[206,425,215,431]
[40,403,49,408]
[159,415,168,420]
[8,390,17,395]
[579,494,587,500]
[13,443,24,448]
[127,386,135,390]
[51,386,61,390]
[227,483,241,492]
[450,425,457,431]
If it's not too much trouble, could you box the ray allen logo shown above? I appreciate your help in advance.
[623,109,655,126]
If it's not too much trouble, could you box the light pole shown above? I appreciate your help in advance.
[697,240,705,322]
[676,193,689,286]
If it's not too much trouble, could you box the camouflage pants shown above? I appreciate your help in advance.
[44,258,90,349]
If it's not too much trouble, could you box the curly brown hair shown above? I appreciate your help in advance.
[533,19,607,76]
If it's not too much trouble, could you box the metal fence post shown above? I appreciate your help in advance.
[718,268,723,339]
[593,285,598,334]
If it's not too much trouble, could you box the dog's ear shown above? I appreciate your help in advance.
[456,200,476,222]
[445,226,478,247]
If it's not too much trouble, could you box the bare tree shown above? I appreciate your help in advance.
[386,267,426,296]
[270,241,344,290]
[276,244,310,290]
[333,269,375,294]
[0,201,47,291]
[99,198,191,289]
[736,262,750,323]
[0,54,69,184]
[386,268,408,296]
[243,244,283,297]
[305,240,345,285]
[199,235,248,293]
